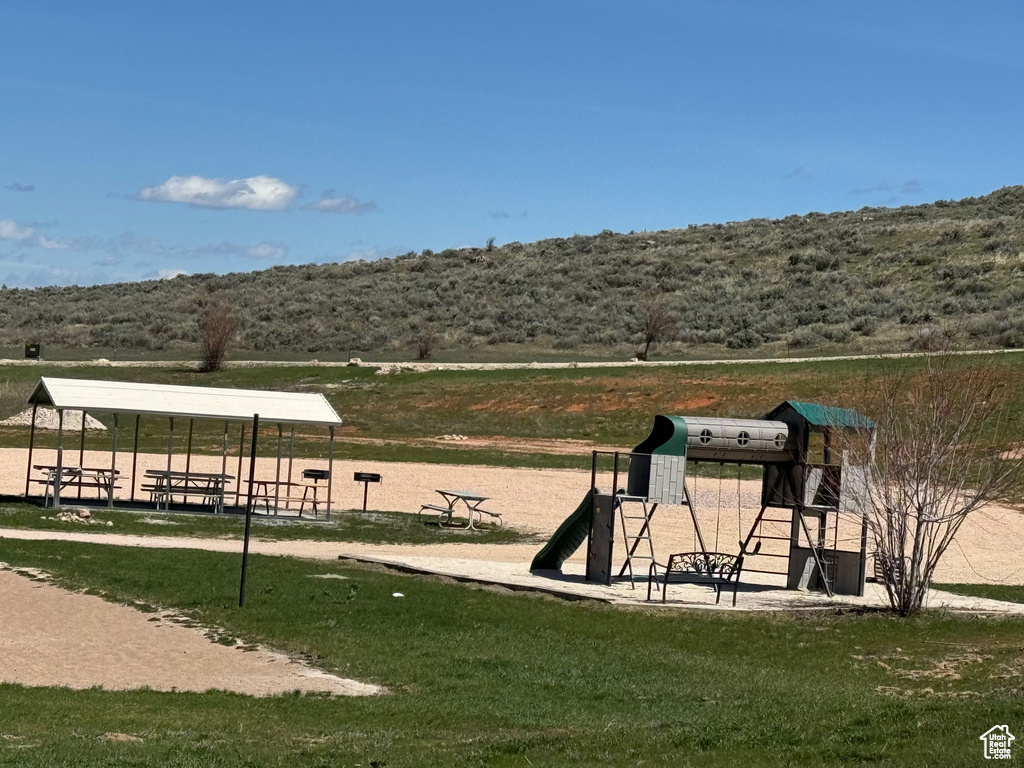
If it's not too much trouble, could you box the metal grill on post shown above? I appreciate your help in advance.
[353,472,381,512]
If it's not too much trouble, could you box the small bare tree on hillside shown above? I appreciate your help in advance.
[416,324,439,360]
[198,301,239,373]
[635,293,676,361]
[845,354,1023,616]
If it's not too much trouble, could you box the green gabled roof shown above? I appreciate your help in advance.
[765,401,875,430]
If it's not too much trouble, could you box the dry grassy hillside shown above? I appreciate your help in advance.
[1,186,1022,358]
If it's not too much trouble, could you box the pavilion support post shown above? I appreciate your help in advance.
[109,413,119,508]
[326,426,335,519]
[239,413,260,608]
[220,420,229,484]
[287,426,295,491]
[166,417,174,475]
[24,402,38,497]
[185,418,194,484]
[165,417,174,510]
[274,423,282,514]
[77,409,87,499]
[130,415,140,503]
[235,424,246,507]
[54,409,64,509]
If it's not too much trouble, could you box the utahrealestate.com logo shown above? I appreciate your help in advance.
[980,725,1015,760]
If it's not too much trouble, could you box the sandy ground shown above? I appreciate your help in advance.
[5,446,1024,584]
[0,565,381,697]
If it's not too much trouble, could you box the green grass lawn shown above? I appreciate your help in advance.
[934,583,1024,605]
[4,353,1024,474]
[0,503,532,545]
[0,538,1021,766]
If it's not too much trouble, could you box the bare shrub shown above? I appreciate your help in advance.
[198,301,239,373]
[634,293,676,361]
[416,325,438,360]
[844,354,1023,615]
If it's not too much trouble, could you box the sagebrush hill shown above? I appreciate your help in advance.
[2,187,1023,358]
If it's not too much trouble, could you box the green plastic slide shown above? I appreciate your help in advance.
[530,489,596,571]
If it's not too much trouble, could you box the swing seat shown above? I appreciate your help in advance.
[646,551,746,606]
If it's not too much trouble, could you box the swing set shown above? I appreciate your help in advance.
[533,402,876,598]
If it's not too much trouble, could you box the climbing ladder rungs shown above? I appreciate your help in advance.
[616,496,657,589]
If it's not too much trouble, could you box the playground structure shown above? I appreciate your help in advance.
[531,401,876,598]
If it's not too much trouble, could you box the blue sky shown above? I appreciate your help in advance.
[2,1,1022,287]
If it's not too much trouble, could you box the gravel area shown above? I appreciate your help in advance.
[0,565,382,697]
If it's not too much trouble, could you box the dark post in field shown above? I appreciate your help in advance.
[239,413,260,607]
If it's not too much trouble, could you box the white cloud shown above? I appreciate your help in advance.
[137,175,299,211]
[0,219,35,241]
[307,191,376,214]
[38,236,71,250]
[157,269,187,280]
[340,245,404,262]
[243,242,288,261]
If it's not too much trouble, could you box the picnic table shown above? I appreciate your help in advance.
[250,478,325,517]
[32,465,121,508]
[142,469,234,514]
[419,489,502,530]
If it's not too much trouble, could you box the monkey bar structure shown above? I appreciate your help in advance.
[21,377,342,517]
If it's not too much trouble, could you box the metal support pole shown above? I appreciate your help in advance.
[109,413,119,508]
[130,415,140,503]
[287,426,295,489]
[235,425,246,507]
[164,417,174,510]
[220,420,229,483]
[24,403,38,497]
[166,417,174,474]
[682,481,709,554]
[77,410,87,499]
[54,410,64,509]
[326,426,335,519]
[274,423,282,514]
[857,514,869,597]
[184,418,194,483]
[239,413,260,607]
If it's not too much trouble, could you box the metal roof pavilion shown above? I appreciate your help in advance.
[28,377,342,427]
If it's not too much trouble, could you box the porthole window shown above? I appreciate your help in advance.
[699,429,713,444]
[736,431,750,447]
[774,433,787,449]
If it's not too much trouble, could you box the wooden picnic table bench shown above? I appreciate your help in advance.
[143,469,233,513]
[418,489,502,530]
[249,479,325,517]
[647,551,747,606]
[32,465,122,507]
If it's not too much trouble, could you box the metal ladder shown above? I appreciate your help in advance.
[615,494,657,588]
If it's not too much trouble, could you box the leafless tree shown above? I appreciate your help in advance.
[635,293,676,361]
[416,324,439,360]
[844,354,1023,615]
[197,301,239,373]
